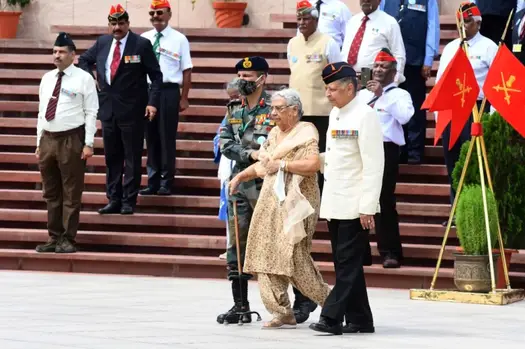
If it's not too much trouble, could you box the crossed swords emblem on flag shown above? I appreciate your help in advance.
[492,73,521,105]
[452,73,472,108]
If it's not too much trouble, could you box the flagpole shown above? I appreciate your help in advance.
[430,14,478,290]
[458,11,498,292]
[431,10,505,292]
[478,9,515,290]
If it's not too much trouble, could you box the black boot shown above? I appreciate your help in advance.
[292,287,317,324]
[216,279,251,324]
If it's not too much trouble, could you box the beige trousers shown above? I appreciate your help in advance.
[258,254,331,319]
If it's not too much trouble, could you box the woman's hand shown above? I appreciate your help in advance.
[259,152,270,166]
[265,160,280,175]
[229,175,242,195]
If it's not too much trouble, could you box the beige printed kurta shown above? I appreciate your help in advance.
[243,136,320,276]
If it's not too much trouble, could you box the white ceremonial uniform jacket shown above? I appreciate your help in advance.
[319,97,385,220]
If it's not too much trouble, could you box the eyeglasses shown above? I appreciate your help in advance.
[270,105,290,112]
[149,10,165,16]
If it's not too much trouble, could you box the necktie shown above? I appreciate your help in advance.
[316,0,322,13]
[153,32,162,61]
[45,71,65,122]
[347,16,369,66]
[110,41,121,82]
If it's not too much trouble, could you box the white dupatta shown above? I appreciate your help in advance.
[255,122,319,245]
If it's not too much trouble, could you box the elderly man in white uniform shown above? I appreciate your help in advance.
[309,61,384,335]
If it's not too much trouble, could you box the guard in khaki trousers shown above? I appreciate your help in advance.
[35,32,99,253]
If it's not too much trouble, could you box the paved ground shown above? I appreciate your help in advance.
[0,271,524,349]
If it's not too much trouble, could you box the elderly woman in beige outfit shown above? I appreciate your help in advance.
[229,88,331,329]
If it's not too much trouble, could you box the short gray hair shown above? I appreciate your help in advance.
[271,88,304,118]
[225,77,240,91]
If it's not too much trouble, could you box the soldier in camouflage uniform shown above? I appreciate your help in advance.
[216,56,274,324]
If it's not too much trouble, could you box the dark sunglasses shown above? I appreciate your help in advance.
[149,10,165,16]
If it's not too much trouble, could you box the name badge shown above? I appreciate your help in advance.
[331,129,358,139]
[513,44,522,53]
[228,118,242,125]
[124,55,141,64]
[306,53,324,63]
[61,88,77,98]
[159,47,181,61]
[407,4,426,12]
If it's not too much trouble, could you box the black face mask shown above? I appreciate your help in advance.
[238,78,260,96]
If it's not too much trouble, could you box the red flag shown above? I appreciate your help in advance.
[422,48,479,149]
[434,109,452,146]
[483,45,525,138]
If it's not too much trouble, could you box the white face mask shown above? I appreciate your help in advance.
[273,163,286,202]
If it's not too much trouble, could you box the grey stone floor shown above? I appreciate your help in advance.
[0,271,524,349]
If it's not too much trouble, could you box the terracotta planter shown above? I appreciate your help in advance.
[0,11,22,39]
[455,247,518,289]
[212,1,247,28]
[496,248,518,289]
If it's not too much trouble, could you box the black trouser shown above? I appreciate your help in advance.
[145,83,181,190]
[375,142,403,261]
[441,100,490,204]
[480,14,512,48]
[102,117,144,207]
[301,115,329,193]
[400,65,427,163]
[321,218,373,325]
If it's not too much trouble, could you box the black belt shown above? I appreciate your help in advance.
[43,125,85,137]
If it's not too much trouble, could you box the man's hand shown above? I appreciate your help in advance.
[421,65,432,80]
[366,80,383,97]
[145,105,157,121]
[250,150,260,161]
[179,98,189,112]
[360,214,375,230]
[35,147,39,159]
[81,146,94,160]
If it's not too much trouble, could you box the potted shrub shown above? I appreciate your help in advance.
[0,0,31,39]
[454,184,500,292]
[452,112,524,288]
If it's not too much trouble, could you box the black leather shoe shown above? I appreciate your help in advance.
[383,258,400,268]
[157,187,171,196]
[442,217,456,227]
[309,318,342,335]
[343,323,375,333]
[139,187,158,195]
[36,239,58,253]
[120,205,134,215]
[55,239,77,253]
[98,202,121,214]
[407,158,422,165]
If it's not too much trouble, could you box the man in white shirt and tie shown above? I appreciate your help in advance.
[358,48,414,269]
[35,32,99,254]
[341,0,406,84]
[296,0,352,48]
[309,61,384,335]
[140,0,193,196]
